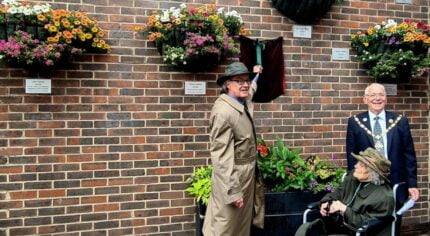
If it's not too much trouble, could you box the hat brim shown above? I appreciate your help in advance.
[351,152,390,183]
[216,72,254,86]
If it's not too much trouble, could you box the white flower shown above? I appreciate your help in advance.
[179,3,186,9]
[160,10,170,22]
[217,7,224,14]
[384,19,397,28]
[374,25,381,30]
[1,0,17,5]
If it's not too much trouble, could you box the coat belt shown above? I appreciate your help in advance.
[235,158,256,165]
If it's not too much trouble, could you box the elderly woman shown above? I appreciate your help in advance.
[296,148,395,236]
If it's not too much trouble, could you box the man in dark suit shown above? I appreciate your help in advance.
[346,83,419,205]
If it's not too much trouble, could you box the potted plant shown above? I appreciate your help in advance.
[135,3,248,71]
[185,166,212,236]
[254,138,345,235]
[186,139,345,235]
[351,19,430,82]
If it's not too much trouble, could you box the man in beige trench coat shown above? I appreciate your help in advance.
[203,62,264,236]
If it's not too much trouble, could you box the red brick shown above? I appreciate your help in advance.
[10,191,37,199]
[39,190,66,198]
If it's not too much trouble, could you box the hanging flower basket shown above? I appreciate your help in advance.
[135,3,249,72]
[351,19,430,82]
[0,0,110,68]
[272,0,342,24]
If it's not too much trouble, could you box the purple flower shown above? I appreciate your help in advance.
[388,36,398,45]
[325,184,334,192]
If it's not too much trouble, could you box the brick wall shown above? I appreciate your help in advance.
[0,0,429,235]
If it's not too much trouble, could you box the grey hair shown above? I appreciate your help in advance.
[364,83,386,96]
[220,81,229,94]
[367,168,385,185]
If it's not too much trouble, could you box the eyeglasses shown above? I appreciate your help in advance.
[230,79,251,86]
[365,93,386,99]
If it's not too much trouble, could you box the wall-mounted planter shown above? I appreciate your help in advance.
[272,0,336,24]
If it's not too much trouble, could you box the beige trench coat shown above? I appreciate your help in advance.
[203,82,264,236]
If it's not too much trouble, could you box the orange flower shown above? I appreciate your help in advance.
[63,31,73,39]
[148,34,156,41]
[37,14,46,21]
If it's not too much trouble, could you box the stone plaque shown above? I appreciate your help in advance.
[25,79,51,94]
[331,48,350,61]
[396,0,412,4]
[185,81,206,95]
[293,25,312,39]
[382,83,397,96]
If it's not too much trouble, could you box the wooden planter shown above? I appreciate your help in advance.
[196,191,327,236]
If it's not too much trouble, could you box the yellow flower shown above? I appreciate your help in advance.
[367,27,374,35]
[424,38,430,44]
[174,19,181,25]
[217,19,224,26]
[48,25,57,32]
[351,34,356,39]
[387,26,396,32]
[74,21,81,25]
[85,33,93,39]
[93,37,99,42]
[91,27,98,33]
[363,42,369,47]
[54,21,60,27]
[155,22,163,28]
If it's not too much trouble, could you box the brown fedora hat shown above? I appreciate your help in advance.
[351,147,391,182]
[216,62,253,86]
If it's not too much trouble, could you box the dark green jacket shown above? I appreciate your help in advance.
[296,173,395,236]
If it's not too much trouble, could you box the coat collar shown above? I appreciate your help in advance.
[220,94,245,113]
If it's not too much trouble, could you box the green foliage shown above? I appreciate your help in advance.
[186,166,212,205]
[257,138,345,193]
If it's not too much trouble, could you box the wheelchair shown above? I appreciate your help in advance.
[302,173,406,236]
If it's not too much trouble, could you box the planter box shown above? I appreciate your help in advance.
[196,191,327,236]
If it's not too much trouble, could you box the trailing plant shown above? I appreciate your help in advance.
[135,3,248,71]
[351,19,430,81]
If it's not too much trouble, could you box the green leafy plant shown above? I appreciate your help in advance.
[186,166,212,205]
[351,19,430,81]
[257,138,345,193]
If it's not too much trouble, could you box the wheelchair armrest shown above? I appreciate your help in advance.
[343,218,386,233]
[307,201,320,210]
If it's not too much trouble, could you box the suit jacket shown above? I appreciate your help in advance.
[346,111,417,203]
